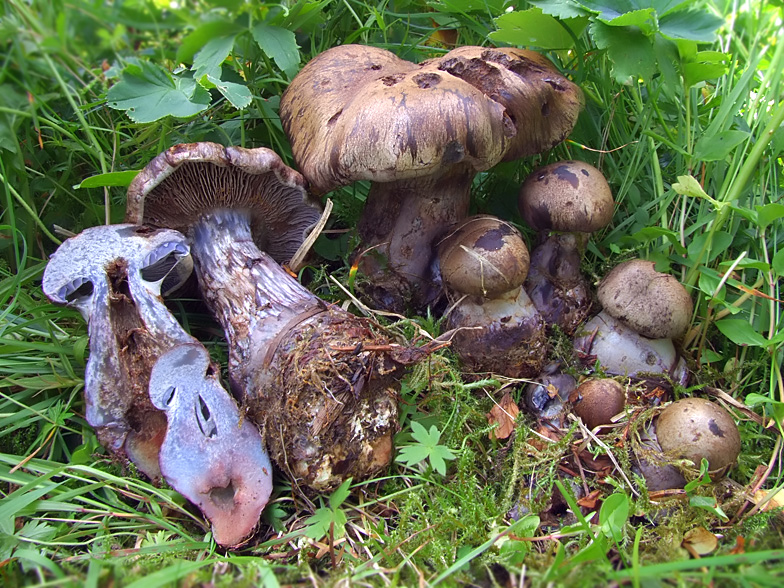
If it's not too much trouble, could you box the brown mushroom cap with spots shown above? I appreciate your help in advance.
[597,259,693,340]
[280,44,582,312]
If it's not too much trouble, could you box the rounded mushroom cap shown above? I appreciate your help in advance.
[519,160,614,232]
[126,142,322,264]
[280,45,582,194]
[569,378,626,429]
[655,397,741,476]
[597,259,693,340]
[437,215,529,298]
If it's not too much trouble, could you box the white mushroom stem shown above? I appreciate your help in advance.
[190,209,325,394]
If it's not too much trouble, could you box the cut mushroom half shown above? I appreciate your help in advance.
[126,143,430,491]
[149,343,274,547]
[42,224,195,478]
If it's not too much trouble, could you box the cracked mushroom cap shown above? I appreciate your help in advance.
[597,259,693,340]
[125,142,322,264]
[437,215,529,298]
[149,343,273,548]
[42,224,195,477]
[280,45,582,194]
[519,160,613,233]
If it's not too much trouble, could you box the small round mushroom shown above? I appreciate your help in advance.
[149,343,273,548]
[568,378,626,429]
[437,215,547,378]
[519,160,614,333]
[655,397,741,477]
[280,45,582,312]
[127,143,426,491]
[42,224,195,478]
[597,259,693,340]
[574,259,692,382]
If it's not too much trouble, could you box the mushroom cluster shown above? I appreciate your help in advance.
[280,44,583,312]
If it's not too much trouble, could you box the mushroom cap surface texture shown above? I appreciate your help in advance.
[125,142,321,264]
[280,45,583,194]
[597,259,693,340]
[655,397,741,476]
[518,160,613,233]
[437,215,529,298]
[569,378,625,430]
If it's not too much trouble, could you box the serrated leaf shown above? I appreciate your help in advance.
[715,319,770,347]
[205,74,252,109]
[107,61,210,123]
[659,8,724,43]
[397,421,456,475]
[176,20,242,64]
[251,24,300,78]
[590,21,657,83]
[604,8,657,35]
[74,170,139,189]
[328,478,352,511]
[531,0,591,19]
[694,130,751,161]
[579,0,630,20]
[303,505,347,540]
[490,8,581,49]
[193,35,237,80]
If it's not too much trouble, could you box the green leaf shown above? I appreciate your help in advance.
[74,170,139,189]
[659,8,725,43]
[694,130,751,161]
[328,478,352,511]
[745,394,784,426]
[688,495,729,521]
[755,203,784,232]
[590,21,657,83]
[599,493,629,543]
[205,74,252,109]
[396,421,456,476]
[490,8,582,49]
[530,0,591,19]
[107,61,211,123]
[176,20,242,64]
[772,249,784,277]
[251,24,300,78]
[193,35,237,80]
[715,319,770,347]
[604,9,657,35]
[303,505,347,541]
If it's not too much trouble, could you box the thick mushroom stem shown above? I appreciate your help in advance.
[524,233,592,334]
[356,168,473,311]
[190,209,411,491]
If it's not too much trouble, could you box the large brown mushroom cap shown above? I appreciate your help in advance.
[655,397,741,477]
[126,142,321,264]
[281,45,582,195]
[437,215,529,299]
[519,160,614,233]
[597,259,693,340]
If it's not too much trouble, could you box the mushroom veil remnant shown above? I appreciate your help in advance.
[280,44,582,312]
[42,224,195,478]
[127,142,428,491]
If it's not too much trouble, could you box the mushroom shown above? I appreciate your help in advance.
[568,378,626,430]
[126,142,426,491]
[518,160,614,333]
[436,215,547,378]
[148,343,273,547]
[280,45,582,312]
[523,365,577,421]
[42,224,195,478]
[655,397,741,478]
[573,259,692,383]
